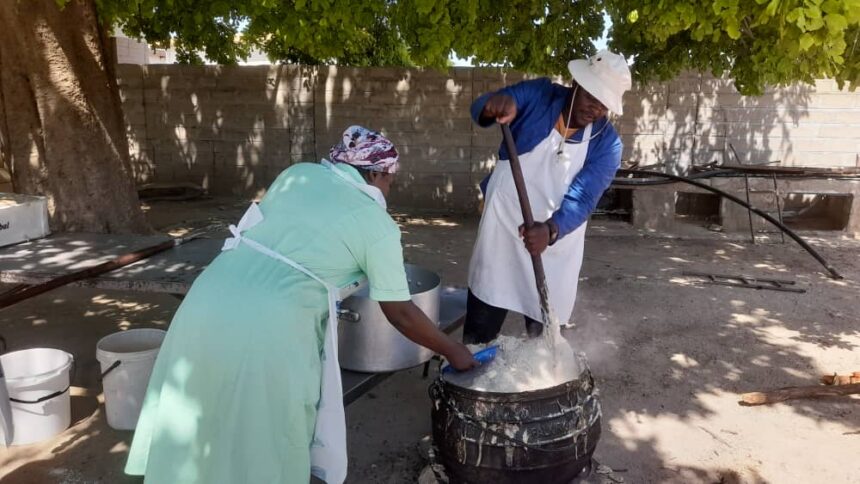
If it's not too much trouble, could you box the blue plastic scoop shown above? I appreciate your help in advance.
[441,345,498,374]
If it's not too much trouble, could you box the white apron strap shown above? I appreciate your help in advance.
[223,203,348,484]
[321,159,387,209]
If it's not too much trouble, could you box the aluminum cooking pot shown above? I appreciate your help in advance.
[337,264,440,372]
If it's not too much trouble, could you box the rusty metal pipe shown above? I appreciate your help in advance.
[614,169,843,279]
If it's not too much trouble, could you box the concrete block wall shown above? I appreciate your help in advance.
[711,177,860,236]
[114,37,149,65]
[312,66,483,211]
[116,64,860,212]
[624,177,860,238]
[616,73,860,171]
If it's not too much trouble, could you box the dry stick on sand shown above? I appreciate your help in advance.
[740,383,860,406]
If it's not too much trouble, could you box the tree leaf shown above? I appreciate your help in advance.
[806,5,822,19]
[726,22,741,39]
[799,32,815,50]
[765,0,779,17]
[806,16,825,31]
[825,13,848,34]
[627,9,639,23]
[787,7,802,23]
[821,0,842,14]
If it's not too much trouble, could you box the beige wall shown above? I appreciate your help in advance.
[116,64,860,212]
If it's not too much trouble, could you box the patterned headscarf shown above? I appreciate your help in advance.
[329,125,399,174]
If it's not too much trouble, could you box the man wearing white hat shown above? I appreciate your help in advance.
[464,49,632,343]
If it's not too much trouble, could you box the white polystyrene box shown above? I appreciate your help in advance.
[0,193,50,247]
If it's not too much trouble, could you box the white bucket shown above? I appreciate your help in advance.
[0,348,74,445]
[96,328,165,430]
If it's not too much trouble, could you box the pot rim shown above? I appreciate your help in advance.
[404,263,441,296]
[434,369,593,402]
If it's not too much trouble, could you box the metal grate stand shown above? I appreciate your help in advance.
[682,272,806,293]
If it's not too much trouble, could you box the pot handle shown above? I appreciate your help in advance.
[9,356,76,405]
[9,386,71,405]
[100,360,122,381]
[336,309,360,323]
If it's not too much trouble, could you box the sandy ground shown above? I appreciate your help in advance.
[0,196,858,483]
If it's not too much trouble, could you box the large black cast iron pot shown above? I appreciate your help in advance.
[429,366,601,484]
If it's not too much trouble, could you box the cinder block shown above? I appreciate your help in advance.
[848,196,860,238]
[616,119,669,136]
[699,75,738,94]
[397,145,470,163]
[143,88,166,103]
[793,137,858,153]
[290,140,315,156]
[620,93,669,121]
[116,65,144,86]
[667,77,702,94]
[789,152,858,167]
[471,132,501,149]
[814,125,860,140]
[290,153,318,164]
[629,81,667,96]
[472,68,503,81]
[398,156,470,174]
[362,118,418,133]
[389,173,476,212]
[450,67,473,81]
[366,91,463,107]
[720,192,779,232]
[277,87,315,104]
[621,134,667,164]
[123,107,147,125]
[131,162,156,183]
[390,131,471,146]
[631,189,676,231]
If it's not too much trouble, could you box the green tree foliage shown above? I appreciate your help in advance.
[98,0,604,70]
[393,0,604,72]
[95,0,859,94]
[605,0,860,94]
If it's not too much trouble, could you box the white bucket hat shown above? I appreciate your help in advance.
[567,49,632,115]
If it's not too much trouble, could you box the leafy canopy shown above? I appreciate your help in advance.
[95,0,603,71]
[606,0,860,94]
[92,0,859,94]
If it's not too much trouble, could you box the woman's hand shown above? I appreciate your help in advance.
[380,301,478,371]
[445,343,480,371]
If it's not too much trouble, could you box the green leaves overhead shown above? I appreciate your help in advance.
[93,0,859,94]
[101,0,604,75]
[605,0,860,94]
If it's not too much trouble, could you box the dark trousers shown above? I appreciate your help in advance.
[462,290,543,344]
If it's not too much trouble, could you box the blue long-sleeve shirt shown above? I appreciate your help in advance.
[471,78,623,239]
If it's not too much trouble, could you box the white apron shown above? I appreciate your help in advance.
[221,161,385,484]
[469,124,592,323]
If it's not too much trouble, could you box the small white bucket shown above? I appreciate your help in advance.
[96,328,166,430]
[1,348,74,445]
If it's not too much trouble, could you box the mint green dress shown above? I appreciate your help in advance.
[125,162,411,483]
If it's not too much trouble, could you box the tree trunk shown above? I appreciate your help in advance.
[0,0,149,233]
